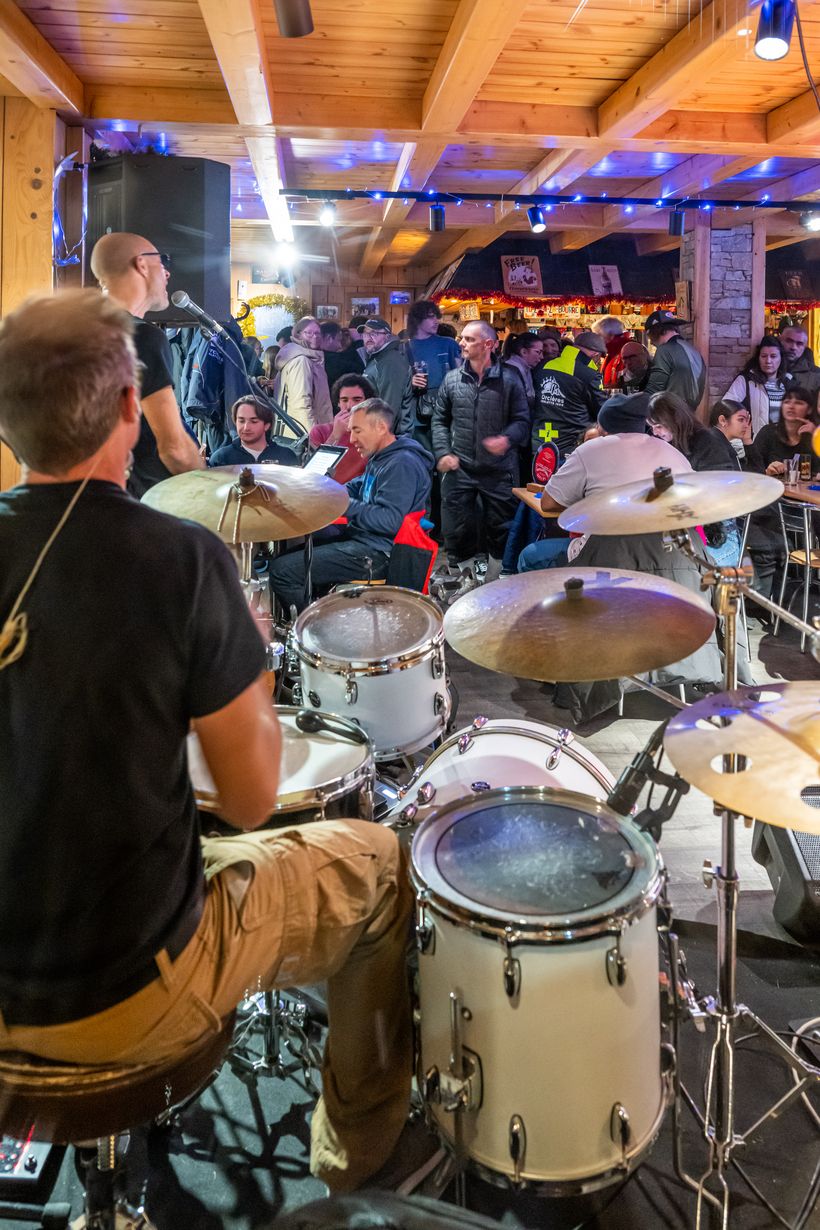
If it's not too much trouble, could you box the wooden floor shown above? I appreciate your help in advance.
[447,613,820,947]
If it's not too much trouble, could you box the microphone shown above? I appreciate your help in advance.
[170,290,225,335]
[607,721,668,815]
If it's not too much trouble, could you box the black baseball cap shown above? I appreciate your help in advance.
[363,317,391,333]
[645,308,687,329]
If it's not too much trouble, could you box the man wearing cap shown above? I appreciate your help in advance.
[361,317,412,433]
[532,330,607,459]
[644,309,707,411]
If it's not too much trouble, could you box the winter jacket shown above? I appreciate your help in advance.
[433,360,531,474]
[645,335,707,410]
[344,435,434,550]
[400,335,461,427]
[784,349,820,402]
[273,341,333,432]
[602,332,632,389]
[723,369,792,437]
[363,340,412,432]
[532,345,606,456]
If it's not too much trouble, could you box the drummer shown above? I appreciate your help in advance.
[0,290,415,1193]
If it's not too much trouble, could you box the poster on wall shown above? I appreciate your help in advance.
[588,265,623,296]
[389,291,411,305]
[252,265,279,284]
[780,270,812,299]
[675,280,691,321]
[350,294,380,319]
[316,305,340,320]
[500,255,543,296]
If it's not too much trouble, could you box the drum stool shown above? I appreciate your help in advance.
[0,1013,235,1229]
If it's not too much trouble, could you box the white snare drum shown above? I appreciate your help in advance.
[412,787,667,1193]
[388,717,615,835]
[292,586,450,761]
[188,705,374,827]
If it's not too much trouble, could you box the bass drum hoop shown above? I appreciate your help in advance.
[400,720,614,799]
[292,587,445,676]
[411,786,664,944]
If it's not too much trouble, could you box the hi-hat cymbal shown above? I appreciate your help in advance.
[141,464,349,543]
[443,568,716,682]
[664,682,820,834]
[558,469,783,536]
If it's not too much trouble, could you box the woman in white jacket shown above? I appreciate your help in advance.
[723,336,791,437]
[272,316,333,434]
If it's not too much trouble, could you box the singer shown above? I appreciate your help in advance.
[90,232,204,496]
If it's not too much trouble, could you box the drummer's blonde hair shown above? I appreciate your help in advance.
[0,289,138,473]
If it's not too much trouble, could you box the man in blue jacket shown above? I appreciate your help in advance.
[268,398,433,613]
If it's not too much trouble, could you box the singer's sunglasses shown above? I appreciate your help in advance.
[139,251,171,268]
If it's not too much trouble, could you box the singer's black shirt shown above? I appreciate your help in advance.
[129,317,176,498]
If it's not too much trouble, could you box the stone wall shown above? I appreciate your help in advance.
[680,222,756,402]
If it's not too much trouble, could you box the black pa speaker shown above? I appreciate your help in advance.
[751,796,820,944]
[86,154,230,325]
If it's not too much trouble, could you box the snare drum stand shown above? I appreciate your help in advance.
[668,541,820,1230]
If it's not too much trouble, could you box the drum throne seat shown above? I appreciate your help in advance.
[0,1013,235,1227]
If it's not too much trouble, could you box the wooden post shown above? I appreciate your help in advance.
[750,216,767,347]
[0,98,56,488]
[691,211,711,419]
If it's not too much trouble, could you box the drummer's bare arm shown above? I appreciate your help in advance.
[192,677,282,829]
[540,490,566,514]
[141,386,204,475]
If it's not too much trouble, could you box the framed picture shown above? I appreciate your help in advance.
[350,294,380,319]
[500,254,543,296]
[675,280,691,321]
[780,269,811,299]
[588,264,623,297]
[251,264,279,284]
[389,290,411,305]
[460,301,481,321]
[316,304,340,320]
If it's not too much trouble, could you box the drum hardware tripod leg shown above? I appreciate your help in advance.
[668,570,820,1229]
[625,675,688,710]
[230,990,322,1096]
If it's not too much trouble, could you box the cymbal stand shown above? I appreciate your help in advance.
[235,542,284,678]
[665,535,820,1230]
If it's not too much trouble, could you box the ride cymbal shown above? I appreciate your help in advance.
[443,568,716,682]
[664,682,820,833]
[558,469,783,536]
[141,464,349,543]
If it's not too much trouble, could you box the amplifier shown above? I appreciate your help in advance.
[751,792,820,943]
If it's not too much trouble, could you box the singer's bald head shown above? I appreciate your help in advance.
[90,232,151,286]
[89,231,170,318]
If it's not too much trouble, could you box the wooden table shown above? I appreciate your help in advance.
[512,486,561,518]
[782,480,820,508]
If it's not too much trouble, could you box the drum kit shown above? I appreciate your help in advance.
[143,463,820,1229]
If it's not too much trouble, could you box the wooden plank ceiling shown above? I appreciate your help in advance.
[6,0,820,277]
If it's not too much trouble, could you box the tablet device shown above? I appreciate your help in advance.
[303,444,347,476]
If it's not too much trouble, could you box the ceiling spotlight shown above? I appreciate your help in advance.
[669,208,686,237]
[754,0,795,60]
[801,212,820,232]
[273,242,298,268]
[527,205,547,233]
[273,0,314,38]
[318,202,336,227]
[429,203,446,232]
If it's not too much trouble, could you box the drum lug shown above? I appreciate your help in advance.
[606,931,628,987]
[431,652,445,680]
[308,690,321,709]
[508,1114,526,1186]
[397,802,418,826]
[457,733,474,754]
[546,727,573,771]
[417,781,436,805]
[434,692,446,716]
[421,1066,440,1103]
[503,956,521,1000]
[291,681,303,705]
[344,678,358,705]
[415,894,435,954]
[610,1103,631,1158]
[472,715,489,729]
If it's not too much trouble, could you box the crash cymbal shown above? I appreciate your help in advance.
[141,464,349,543]
[443,568,716,682]
[558,469,783,536]
[664,682,820,834]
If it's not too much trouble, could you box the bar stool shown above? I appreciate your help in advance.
[775,499,820,650]
[0,1013,235,1229]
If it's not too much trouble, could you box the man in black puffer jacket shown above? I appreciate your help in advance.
[432,320,530,593]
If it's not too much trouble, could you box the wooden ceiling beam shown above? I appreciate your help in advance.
[359,139,445,277]
[422,0,519,132]
[597,0,750,141]
[635,234,682,256]
[0,0,82,112]
[767,89,820,146]
[195,0,292,242]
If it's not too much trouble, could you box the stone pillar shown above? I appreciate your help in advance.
[679,218,767,410]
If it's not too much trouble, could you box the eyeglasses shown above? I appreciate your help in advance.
[139,251,171,268]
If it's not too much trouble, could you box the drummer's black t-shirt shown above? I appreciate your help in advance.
[0,481,265,1006]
